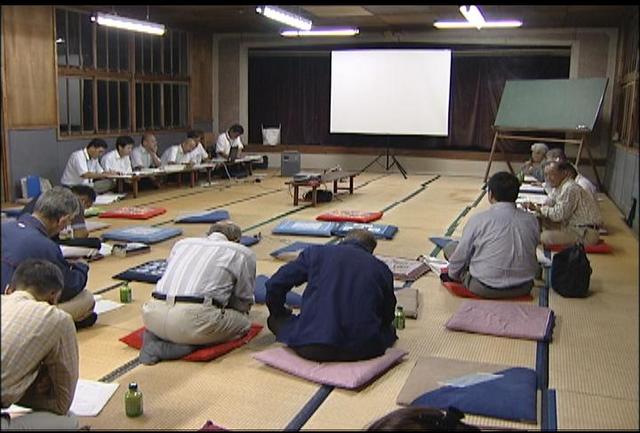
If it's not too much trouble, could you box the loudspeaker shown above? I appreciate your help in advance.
[281,151,301,177]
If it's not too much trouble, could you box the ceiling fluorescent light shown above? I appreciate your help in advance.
[281,27,359,37]
[256,6,312,31]
[91,12,165,35]
[434,20,522,29]
[459,5,485,29]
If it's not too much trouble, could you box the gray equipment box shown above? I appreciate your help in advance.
[281,151,301,177]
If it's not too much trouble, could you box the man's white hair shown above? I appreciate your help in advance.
[531,142,549,154]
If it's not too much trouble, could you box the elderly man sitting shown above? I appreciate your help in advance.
[140,221,256,364]
[524,160,602,246]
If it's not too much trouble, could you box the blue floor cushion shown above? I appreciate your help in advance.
[254,274,302,308]
[270,241,321,261]
[102,226,182,244]
[174,210,230,223]
[272,220,338,237]
[113,259,167,283]
[332,222,398,239]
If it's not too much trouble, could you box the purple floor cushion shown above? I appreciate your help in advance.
[445,300,555,341]
[253,347,407,389]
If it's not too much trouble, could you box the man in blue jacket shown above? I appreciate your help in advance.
[266,229,397,362]
[1,187,96,328]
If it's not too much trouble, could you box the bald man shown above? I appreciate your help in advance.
[160,138,198,166]
[131,132,162,170]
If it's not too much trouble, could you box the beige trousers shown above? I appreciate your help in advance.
[541,226,600,246]
[142,298,251,346]
[57,289,95,322]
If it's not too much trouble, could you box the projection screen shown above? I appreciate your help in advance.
[330,49,452,136]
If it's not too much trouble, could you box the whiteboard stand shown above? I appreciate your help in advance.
[359,137,408,179]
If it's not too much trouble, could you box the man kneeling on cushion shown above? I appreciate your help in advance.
[141,222,256,364]
[441,171,540,299]
[265,229,397,362]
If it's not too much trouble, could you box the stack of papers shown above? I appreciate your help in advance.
[94,193,127,205]
[420,256,449,276]
[516,193,548,205]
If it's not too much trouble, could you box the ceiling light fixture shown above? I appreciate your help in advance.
[90,12,166,35]
[256,5,312,31]
[281,27,359,37]
[434,5,522,30]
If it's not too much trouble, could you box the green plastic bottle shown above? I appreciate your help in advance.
[394,306,406,330]
[124,382,143,417]
[120,283,132,303]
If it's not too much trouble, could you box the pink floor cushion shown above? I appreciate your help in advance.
[442,281,534,302]
[376,255,430,281]
[119,324,263,362]
[545,240,612,254]
[445,300,555,341]
[200,421,227,431]
[316,210,383,223]
[99,206,166,219]
[253,347,407,389]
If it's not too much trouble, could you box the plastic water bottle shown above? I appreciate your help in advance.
[119,283,132,303]
[124,382,143,417]
[394,306,406,330]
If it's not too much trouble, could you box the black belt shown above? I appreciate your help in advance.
[151,292,224,308]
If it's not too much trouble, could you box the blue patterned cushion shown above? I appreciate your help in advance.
[272,220,338,237]
[113,259,167,283]
[332,222,398,239]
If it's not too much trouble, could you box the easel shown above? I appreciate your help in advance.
[482,128,603,190]
[359,136,408,179]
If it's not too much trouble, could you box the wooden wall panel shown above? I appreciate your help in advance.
[190,32,213,124]
[2,6,56,128]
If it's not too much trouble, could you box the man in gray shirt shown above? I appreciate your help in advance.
[442,172,540,299]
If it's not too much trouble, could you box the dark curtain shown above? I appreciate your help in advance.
[248,52,570,152]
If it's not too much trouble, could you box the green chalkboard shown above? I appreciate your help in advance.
[494,78,608,132]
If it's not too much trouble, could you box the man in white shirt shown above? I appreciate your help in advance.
[160,138,197,166]
[544,148,598,198]
[131,132,162,170]
[60,139,116,193]
[101,136,134,174]
[142,221,256,347]
[215,124,244,159]
[188,129,210,164]
[442,172,540,299]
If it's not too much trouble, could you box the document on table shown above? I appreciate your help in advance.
[516,193,548,205]
[94,193,127,205]
[93,295,125,315]
[69,380,120,417]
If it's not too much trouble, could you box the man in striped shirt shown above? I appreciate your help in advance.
[142,222,256,353]
[1,259,81,430]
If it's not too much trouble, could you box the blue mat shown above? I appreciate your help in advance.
[174,210,230,223]
[254,274,303,307]
[272,220,338,237]
[411,367,537,422]
[102,226,183,244]
[331,222,398,239]
[429,236,456,249]
[240,235,261,247]
[270,241,320,260]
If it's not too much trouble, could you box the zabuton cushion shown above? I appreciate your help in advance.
[101,226,182,244]
[445,300,555,341]
[397,356,537,423]
[270,241,321,262]
[545,240,612,254]
[332,222,398,240]
[272,220,337,237]
[395,287,419,319]
[113,259,167,283]
[99,206,166,220]
[376,255,429,281]
[253,346,406,389]
[253,275,303,308]
[240,235,261,247]
[119,324,263,362]
[174,210,230,223]
[316,210,383,223]
[442,281,534,302]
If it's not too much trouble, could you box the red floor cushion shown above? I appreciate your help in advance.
[119,323,263,362]
[545,241,612,254]
[100,206,166,220]
[442,282,533,301]
[316,210,383,223]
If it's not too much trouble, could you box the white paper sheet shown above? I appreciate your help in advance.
[60,245,99,259]
[516,193,548,205]
[94,193,127,205]
[69,380,120,417]
[420,256,449,276]
[93,295,125,315]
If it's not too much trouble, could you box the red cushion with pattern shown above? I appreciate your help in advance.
[100,206,166,220]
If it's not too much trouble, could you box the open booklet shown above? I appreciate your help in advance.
[418,256,449,276]
[60,243,113,259]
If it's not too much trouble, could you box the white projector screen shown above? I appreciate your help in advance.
[330,49,452,136]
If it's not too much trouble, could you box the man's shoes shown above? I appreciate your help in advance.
[75,312,98,330]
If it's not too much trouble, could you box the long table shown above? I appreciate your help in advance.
[285,170,357,206]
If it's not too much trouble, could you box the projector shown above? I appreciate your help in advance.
[293,172,322,182]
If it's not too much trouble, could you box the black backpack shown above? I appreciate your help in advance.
[550,243,592,298]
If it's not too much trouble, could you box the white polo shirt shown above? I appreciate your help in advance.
[61,148,104,186]
[190,143,209,164]
[101,149,133,174]
[215,132,243,158]
[160,145,194,166]
[130,145,159,169]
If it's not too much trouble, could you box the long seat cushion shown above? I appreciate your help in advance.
[445,300,555,341]
[119,324,263,362]
[101,226,182,244]
[272,220,338,237]
[396,356,537,423]
[99,206,166,220]
[332,222,398,239]
[253,347,406,389]
[316,210,383,223]
[174,210,230,223]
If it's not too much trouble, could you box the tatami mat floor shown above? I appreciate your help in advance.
[6,169,637,430]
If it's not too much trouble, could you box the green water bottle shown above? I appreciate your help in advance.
[394,306,406,330]
[124,382,143,417]
[120,283,132,303]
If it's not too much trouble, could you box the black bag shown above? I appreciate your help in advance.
[550,243,592,298]
[303,190,333,203]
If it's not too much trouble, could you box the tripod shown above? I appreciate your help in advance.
[359,137,408,179]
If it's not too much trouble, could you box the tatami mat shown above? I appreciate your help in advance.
[555,390,639,430]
